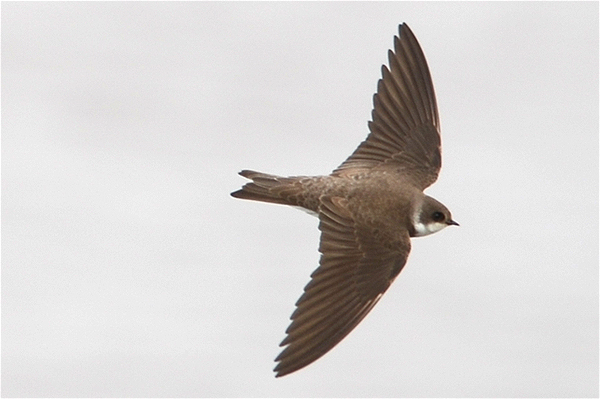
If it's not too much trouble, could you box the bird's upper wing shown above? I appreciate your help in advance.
[274,196,410,377]
[332,23,441,190]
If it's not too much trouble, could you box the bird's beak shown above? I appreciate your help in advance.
[446,220,459,227]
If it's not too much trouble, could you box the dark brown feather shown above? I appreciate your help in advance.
[273,196,410,377]
[332,24,441,190]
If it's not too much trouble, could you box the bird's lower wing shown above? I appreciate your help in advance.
[274,196,411,377]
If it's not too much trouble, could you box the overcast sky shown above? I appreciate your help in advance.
[2,2,598,397]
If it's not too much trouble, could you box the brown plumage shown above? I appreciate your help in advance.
[231,23,458,377]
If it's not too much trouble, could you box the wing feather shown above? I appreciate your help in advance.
[332,23,441,190]
[274,196,410,377]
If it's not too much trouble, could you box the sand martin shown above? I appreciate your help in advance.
[231,23,458,377]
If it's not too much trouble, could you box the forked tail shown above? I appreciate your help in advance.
[231,170,305,207]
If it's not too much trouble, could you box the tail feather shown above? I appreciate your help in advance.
[231,170,303,206]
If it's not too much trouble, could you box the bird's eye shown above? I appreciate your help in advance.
[432,212,445,222]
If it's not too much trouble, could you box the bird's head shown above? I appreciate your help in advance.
[411,195,458,237]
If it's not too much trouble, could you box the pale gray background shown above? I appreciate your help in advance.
[2,2,598,397]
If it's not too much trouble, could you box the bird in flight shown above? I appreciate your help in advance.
[231,23,458,377]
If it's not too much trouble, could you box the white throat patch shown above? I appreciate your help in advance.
[412,211,447,237]
[412,221,446,237]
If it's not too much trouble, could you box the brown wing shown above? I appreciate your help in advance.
[273,196,411,377]
[332,23,441,190]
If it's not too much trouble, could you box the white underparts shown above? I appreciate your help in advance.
[293,206,319,217]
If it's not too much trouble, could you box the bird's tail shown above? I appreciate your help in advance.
[230,170,306,207]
